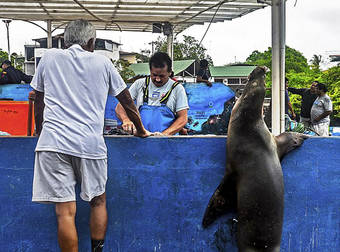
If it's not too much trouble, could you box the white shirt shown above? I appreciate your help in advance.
[30,44,126,159]
[311,94,333,124]
[129,77,189,113]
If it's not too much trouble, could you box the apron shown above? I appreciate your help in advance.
[139,76,179,132]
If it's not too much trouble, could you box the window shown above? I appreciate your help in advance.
[227,78,240,84]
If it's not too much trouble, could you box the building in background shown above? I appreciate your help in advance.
[209,64,256,93]
[24,33,121,75]
[119,51,139,64]
[329,54,340,62]
[129,59,199,83]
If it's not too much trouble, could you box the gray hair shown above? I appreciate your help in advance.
[64,19,96,47]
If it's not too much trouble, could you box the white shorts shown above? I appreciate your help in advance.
[32,151,107,203]
[312,122,330,136]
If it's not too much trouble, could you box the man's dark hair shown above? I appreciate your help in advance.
[312,80,320,84]
[316,83,327,92]
[285,77,289,83]
[149,52,172,73]
[1,60,12,66]
[200,59,209,68]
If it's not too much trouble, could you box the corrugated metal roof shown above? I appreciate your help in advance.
[130,59,196,76]
[209,65,256,77]
[0,0,271,33]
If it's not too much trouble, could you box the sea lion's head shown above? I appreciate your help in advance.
[237,66,268,116]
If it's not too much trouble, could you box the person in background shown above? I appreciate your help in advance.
[288,81,318,128]
[30,20,150,252]
[115,52,189,135]
[285,78,296,120]
[311,83,333,136]
[0,60,32,84]
[196,59,212,87]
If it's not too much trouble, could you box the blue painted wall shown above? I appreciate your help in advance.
[0,137,339,251]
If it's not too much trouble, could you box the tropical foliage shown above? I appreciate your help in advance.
[246,46,340,119]
[0,49,25,72]
[112,59,135,83]
[149,35,213,64]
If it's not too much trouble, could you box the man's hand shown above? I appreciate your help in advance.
[28,90,36,100]
[121,119,136,134]
[134,129,153,138]
[291,112,296,120]
[313,117,320,123]
[206,81,212,87]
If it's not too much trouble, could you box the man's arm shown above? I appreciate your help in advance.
[115,88,149,137]
[115,101,135,133]
[313,111,332,123]
[313,99,332,123]
[197,76,212,87]
[288,101,296,119]
[287,87,305,95]
[29,90,45,136]
[162,109,188,136]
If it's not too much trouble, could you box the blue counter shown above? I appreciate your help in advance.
[0,136,339,251]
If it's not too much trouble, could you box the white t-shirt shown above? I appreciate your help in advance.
[30,44,126,159]
[311,94,333,124]
[129,77,189,113]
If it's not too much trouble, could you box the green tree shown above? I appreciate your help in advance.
[136,49,151,63]
[246,46,340,119]
[0,49,25,72]
[152,35,213,64]
[246,46,309,73]
[310,54,322,71]
[0,49,8,71]
[319,66,340,118]
[112,59,135,83]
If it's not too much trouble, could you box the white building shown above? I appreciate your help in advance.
[24,33,121,75]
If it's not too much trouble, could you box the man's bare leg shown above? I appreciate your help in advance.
[90,193,108,251]
[55,201,78,252]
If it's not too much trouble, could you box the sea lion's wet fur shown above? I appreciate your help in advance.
[202,66,307,252]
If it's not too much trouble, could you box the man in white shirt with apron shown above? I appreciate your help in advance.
[115,52,189,135]
[31,20,150,252]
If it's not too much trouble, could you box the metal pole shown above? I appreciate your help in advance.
[271,0,286,135]
[279,1,286,133]
[2,20,11,60]
[47,20,52,49]
[58,38,61,49]
[167,32,174,61]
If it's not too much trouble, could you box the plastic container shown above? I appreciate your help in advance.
[103,119,118,135]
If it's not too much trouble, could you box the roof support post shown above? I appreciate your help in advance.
[165,24,174,65]
[47,20,52,49]
[271,0,286,135]
[58,38,62,49]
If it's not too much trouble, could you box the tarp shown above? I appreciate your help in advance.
[183,83,235,132]
[0,84,32,101]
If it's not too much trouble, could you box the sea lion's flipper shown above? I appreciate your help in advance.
[275,132,309,160]
[202,172,237,228]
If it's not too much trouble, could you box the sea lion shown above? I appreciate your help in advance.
[202,66,307,252]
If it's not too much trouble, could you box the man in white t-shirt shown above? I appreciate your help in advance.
[311,82,333,136]
[115,52,189,135]
[30,20,150,252]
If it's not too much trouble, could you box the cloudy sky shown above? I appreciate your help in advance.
[0,0,339,68]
